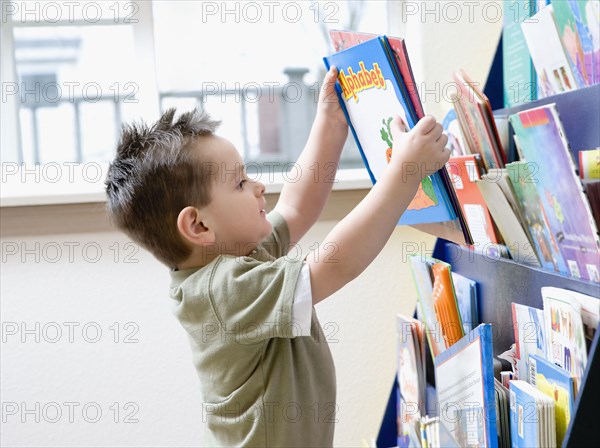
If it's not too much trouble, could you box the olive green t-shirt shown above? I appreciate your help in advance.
[169,211,336,447]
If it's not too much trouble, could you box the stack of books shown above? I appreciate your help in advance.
[399,280,597,448]
[322,10,599,448]
[324,29,600,284]
[503,0,600,107]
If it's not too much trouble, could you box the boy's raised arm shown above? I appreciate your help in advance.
[275,67,348,245]
[307,115,450,305]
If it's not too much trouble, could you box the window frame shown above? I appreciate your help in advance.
[0,0,374,208]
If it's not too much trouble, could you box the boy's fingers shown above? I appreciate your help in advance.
[415,115,437,135]
[324,66,338,84]
[321,66,338,96]
[390,115,407,138]
[430,123,443,140]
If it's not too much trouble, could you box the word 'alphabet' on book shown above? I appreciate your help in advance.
[338,62,385,102]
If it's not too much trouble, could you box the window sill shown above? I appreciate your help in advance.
[0,165,372,208]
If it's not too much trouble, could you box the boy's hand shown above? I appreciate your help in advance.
[316,66,348,129]
[389,115,450,180]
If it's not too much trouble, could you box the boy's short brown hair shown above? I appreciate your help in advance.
[105,108,220,268]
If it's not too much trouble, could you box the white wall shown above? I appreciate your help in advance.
[389,0,503,120]
[1,200,433,447]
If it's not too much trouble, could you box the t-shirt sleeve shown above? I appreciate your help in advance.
[208,253,306,342]
[291,262,313,337]
[260,210,292,258]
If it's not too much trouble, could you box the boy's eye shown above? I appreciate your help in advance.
[238,180,246,189]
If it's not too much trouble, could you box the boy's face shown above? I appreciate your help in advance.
[196,135,272,255]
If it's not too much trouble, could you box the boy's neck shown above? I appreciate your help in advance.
[177,249,220,271]
[176,243,259,270]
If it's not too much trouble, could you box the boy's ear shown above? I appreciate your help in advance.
[177,206,215,246]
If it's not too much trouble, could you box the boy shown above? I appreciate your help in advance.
[105,67,449,446]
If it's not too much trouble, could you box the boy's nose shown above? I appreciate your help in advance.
[253,180,265,196]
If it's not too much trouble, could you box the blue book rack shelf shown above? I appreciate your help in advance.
[376,77,600,448]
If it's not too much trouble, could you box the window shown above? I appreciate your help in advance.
[2,1,158,165]
[1,1,389,198]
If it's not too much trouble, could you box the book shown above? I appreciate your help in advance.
[577,0,600,85]
[493,378,511,448]
[328,30,474,246]
[506,161,566,273]
[443,109,468,156]
[410,255,446,358]
[434,324,498,448]
[521,5,581,97]
[509,104,600,282]
[511,303,547,381]
[579,148,600,179]
[451,272,478,335]
[328,30,424,119]
[529,353,576,446]
[431,261,464,348]
[552,0,594,86]
[396,314,426,446]
[565,287,600,346]
[447,155,500,247]
[582,179,600,231]
[452,70,506,170]
[323,36,471,243]
[542,287,589,391]
[509,380,556,448]
[410,256,465,356]
[476,170,540,267]
[420,416,461,448]
[502,0,538,107]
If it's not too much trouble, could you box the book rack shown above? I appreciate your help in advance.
[376,76,600,448]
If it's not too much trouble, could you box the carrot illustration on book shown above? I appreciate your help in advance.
[380,116,439,209]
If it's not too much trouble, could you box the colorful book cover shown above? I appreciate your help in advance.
[328,30,425,119]
[451,271,478,334]
[509,105,600,282]
[509,380,555,448]
[410,255,446,358]
[452,70,505,170]
[434,324,498,448]
[511,303,547,381]
[521,6,582,97]
[447,155,500,246]
[396,314,426,446]
[323,37,459,226]
[568,287,600,347]
[431,262,464,348]
[577,0,600,84]
[503,0,538,107]
[461,70,508,166]
[506,161,566,273]
[542,287,589,390]
[553,0,594,86]
[443,109,468,156]
[529,353,576,446]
